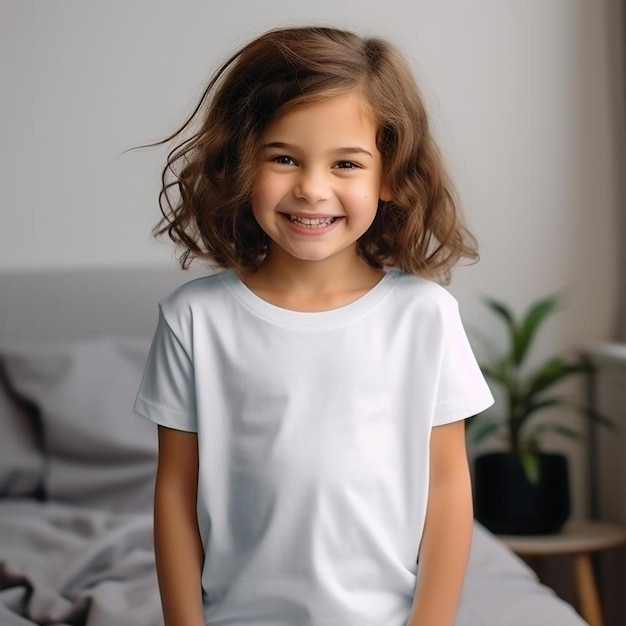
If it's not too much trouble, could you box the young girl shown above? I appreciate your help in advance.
[134,26,493,626]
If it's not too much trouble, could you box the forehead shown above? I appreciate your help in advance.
[263,92,378,147]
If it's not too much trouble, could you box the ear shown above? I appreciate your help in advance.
[379,182,392,202]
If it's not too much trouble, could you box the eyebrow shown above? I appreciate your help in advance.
[261,141,374,158]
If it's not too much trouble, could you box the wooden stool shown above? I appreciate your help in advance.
[498,520,626,626]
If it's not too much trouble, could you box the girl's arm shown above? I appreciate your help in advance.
[154,425,205,626]
[407,420,473,626]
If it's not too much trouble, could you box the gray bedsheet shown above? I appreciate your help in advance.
[0,499,587,626]
[0,501,160,626]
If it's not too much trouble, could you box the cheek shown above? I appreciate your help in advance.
[251,172,287,208]
[249,184,268,223]
[357,170,383,200]
[250,179,271,215]
[348,181,382,213]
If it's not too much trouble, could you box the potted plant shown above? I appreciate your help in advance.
[468,294,611,535]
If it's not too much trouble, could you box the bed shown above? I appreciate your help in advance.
[0,266,588,626]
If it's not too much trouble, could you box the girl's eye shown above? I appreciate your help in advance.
[335,161,359,170]
[271,155,296,166]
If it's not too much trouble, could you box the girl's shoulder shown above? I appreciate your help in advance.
[158,268,235,316]
[386,271,471,342]
[387,269,459,311]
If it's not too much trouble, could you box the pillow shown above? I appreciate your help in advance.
[0,368,45,496]
[1,337,157,513]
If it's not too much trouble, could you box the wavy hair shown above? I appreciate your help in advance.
[151,26,478,282]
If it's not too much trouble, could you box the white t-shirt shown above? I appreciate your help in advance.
[134,268,493,626]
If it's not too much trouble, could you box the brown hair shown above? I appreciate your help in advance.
[151,26,478,282]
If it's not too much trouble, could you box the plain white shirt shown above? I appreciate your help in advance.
[134,268,493,625]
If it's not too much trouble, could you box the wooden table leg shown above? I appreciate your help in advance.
[572,552,603,626]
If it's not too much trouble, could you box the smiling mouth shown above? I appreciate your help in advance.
[288,214,339,228]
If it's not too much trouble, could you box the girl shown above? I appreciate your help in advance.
[134,26,493,626]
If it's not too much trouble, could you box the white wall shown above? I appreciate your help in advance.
[0,0,620,516]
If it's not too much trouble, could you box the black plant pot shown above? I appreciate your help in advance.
[473,452,571,535]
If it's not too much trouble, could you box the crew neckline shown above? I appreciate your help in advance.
[220,268,401,328]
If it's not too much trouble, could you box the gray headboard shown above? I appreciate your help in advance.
[0,265,210,343]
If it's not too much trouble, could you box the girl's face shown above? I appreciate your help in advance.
[251,92,388,268]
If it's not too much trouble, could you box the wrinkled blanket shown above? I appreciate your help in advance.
[0,501,160,626]
[0,501,587,626]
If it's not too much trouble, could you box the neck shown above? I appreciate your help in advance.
[239,248,385,312]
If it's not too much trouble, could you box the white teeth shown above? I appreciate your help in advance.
[290,215,336,228]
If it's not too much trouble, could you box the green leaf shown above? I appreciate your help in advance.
[514,295,560,365]
[483,297,515,328]
[520,451,541,485]
[520,396,564,420]
[526,422,581,442]
[467,418,502,446]
[466,325,501,363]
[483,298,517,364]
[481,363,512,388]
[525,358,588,397]
[558,401,617,431]
[475,293,615,456]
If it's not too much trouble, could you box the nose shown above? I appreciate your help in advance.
[293,167,329,204]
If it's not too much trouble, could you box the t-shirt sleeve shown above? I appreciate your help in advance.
[133,305,198,432]
[432,297,494,426]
